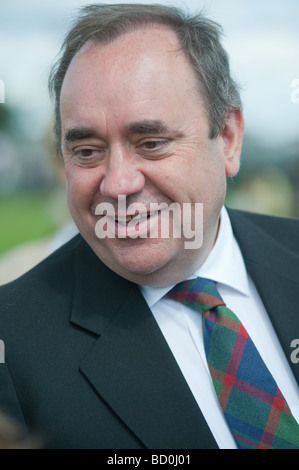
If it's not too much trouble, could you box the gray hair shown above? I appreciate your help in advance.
[49,3,242,154]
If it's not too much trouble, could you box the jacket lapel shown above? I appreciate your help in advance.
[228,209,299,384]
[70,238,218,449]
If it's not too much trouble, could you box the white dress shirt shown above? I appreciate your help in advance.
[140,206,299,449]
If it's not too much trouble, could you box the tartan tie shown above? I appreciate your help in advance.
[166,277,299,449]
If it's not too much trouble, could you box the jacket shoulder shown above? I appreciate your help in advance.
[0,234,81,300]
[228,208,299,252]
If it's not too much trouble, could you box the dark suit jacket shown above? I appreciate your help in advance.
[0,209,298,449]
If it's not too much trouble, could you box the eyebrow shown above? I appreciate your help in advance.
[126,120,169,135]
[64,127,97,145]
[63,120,175,145]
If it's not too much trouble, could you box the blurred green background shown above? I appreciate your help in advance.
[0,192,59,255]
[0,104,71,256]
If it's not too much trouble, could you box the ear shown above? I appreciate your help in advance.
[221,109,244,177]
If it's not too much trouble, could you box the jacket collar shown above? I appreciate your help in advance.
[70,237,135,336]
[70,237,218,449]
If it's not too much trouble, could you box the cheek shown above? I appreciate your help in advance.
[65,165,99,198]
[65,167,100,212]
[149,156,196,202]
[157,159,202,204]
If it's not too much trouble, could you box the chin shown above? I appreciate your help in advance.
[113,255,168,278]
[101,239,179,281]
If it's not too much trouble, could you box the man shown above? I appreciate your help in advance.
[0,4,298,449]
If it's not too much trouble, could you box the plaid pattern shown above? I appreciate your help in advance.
[167,277,299,449]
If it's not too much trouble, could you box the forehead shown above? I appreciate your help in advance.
[62,25,200,97]
[60,25,207,133]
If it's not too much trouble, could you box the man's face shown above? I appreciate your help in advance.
[60,26,242,286]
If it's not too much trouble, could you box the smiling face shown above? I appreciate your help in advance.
[60,25,243,286]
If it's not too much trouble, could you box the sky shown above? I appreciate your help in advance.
[0,0,298,145]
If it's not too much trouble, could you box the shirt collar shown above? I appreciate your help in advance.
[140,206,250,308]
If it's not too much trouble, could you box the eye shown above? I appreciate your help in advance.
[74,148,95,158]
[78,149,94,157]
[142,141,163,149]
[71,147,106,167]
[136,139,171,160]
[139,140,169,151]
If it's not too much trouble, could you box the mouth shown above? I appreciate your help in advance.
[113,211,159,226]
[93,198,175,241]
[96,209,161,240]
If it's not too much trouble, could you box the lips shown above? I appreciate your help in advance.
[114,211,159,226]
[105,210,161,239]
[93,197,171,240]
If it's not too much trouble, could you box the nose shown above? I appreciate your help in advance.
[100,145,145,199]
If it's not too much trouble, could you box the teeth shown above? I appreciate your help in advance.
[116,216,133,223]
[131,213,142,220]
[114,211,158,225]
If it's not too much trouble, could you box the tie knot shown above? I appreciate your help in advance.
[166,277,225,314]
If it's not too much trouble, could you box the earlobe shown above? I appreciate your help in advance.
[225,149,241,178]
[222,109,244,177]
